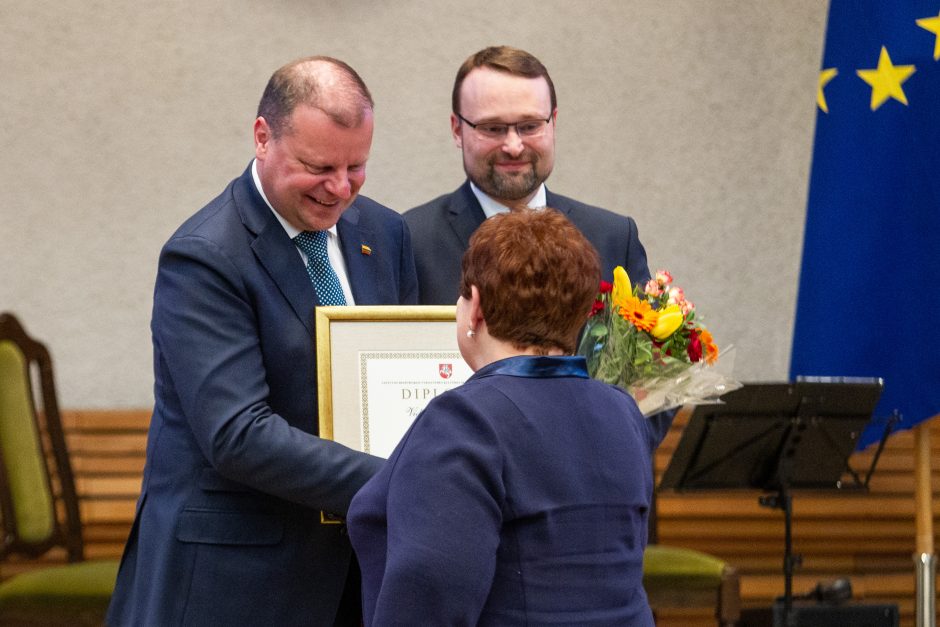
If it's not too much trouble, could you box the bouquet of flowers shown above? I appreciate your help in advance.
[578,266,740,416]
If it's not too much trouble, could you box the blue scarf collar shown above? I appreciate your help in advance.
[470,355,589,381]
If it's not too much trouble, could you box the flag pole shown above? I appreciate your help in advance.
[915,418,936,627]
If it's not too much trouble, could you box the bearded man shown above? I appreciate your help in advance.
[404,45,651,305]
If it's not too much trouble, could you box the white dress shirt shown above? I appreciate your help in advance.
[469,181,548,218]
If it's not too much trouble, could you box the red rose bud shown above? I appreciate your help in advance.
[590,299,605,316]
[599,280,613,294]
[686,329,703,363]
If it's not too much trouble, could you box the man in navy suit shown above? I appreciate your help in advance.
[107,56,417,626]
[404,46,652,305]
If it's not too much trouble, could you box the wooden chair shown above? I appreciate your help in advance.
[643,454,741,626]
[0,312,119,625]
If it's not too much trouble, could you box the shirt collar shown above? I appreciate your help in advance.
[469,181,548,219]
[470,355,589,381]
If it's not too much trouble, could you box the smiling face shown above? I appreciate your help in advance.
[254,104,373,231]
[452,67,556,205]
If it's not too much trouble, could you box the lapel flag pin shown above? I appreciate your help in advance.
[361,244,372,256]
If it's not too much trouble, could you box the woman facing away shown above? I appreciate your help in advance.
[347,209,673,626]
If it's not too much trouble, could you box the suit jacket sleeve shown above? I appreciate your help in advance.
[623,214,652,289]
[153,231,383,516]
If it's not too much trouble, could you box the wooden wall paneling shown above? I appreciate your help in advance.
[4,407,938,626]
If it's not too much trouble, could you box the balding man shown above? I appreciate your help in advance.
[107,56,418,627]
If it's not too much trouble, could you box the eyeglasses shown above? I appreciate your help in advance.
[455,112,554,140]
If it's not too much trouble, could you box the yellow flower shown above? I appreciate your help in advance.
[619,295,658,332]
[612,266,631,308]
[651,304,684,340]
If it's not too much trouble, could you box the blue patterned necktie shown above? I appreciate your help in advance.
[293,231,347,305]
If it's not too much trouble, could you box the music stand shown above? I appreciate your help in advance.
[659,380,886,626]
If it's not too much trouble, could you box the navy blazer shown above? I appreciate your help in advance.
[348,356,671,626]
[107,165,418,626]
[403,181,652,305]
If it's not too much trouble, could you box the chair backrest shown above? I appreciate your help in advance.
[0,312,83,562]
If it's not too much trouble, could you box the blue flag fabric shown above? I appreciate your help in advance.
[791,1,940,450]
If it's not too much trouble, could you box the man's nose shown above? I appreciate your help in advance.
[325,171,352,199]
[500,127,525,156]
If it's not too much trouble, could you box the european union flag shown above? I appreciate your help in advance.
[790,1,940,449]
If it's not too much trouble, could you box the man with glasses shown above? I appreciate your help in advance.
[404,45,652,305]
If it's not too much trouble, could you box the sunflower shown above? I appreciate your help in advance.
[617,295,659,332]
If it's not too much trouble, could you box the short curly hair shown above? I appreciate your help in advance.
[459,209,600,354]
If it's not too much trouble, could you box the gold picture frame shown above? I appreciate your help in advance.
[316,305,460,442]
[315,306,472,522]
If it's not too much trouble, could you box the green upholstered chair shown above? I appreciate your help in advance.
[0,312,119,626]
[643,543,741,626]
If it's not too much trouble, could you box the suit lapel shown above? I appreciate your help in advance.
[336,204,379,305]
[253,225,319,335]
[545,189,572,217]
[234,167,319,336]
[446,181,487,249]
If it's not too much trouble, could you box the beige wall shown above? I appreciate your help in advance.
[0,1,828,407]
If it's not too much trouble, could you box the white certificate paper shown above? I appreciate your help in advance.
[359,351,473,458]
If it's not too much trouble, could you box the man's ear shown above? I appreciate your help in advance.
[254,117,271,161]
[451,113,463,149]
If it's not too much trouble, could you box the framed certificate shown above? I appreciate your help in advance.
[315,305,473,460]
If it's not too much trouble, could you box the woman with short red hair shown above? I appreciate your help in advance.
[348,209,669,626]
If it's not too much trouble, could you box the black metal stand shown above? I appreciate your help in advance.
[760,408,897,627]
[659,380,890,627]
[759,488,800,623]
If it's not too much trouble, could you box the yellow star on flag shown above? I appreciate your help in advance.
[817,68,838,113]
[916,12,940,60]
[856,46,916,111]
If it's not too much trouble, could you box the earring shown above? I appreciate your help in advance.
[466,329,476,338]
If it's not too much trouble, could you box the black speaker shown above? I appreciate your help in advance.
[740,601,899,627]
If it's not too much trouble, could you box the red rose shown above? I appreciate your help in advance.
[590,299,605,317]
[686,329,703,362]
[599,280,613,294]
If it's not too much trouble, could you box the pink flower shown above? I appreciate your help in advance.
[667,287,685,306]
[680,299,695,316]
[644,279,662,296]
[655,269,674,286]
